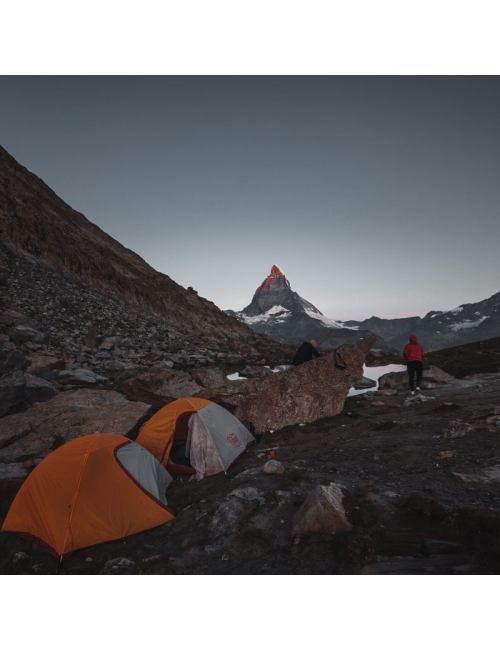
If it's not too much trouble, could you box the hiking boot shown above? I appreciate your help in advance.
[411,391,415,396]
[416,386,421,392]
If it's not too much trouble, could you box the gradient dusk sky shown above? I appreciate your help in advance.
[1,76,499,320]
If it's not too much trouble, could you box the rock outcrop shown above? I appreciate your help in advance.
[202,335,375,432]
[0,390,152,474]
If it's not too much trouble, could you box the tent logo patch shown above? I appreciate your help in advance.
[227,433,241,448]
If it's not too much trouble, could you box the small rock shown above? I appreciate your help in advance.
[354,376,377,390]
[58,368,108,385]
[100,557,136,575]
[13,552,28,563]
[209,487,265,536]
[443,420,473,439]
[263,459,285,475]
[221,554,230,561]
[291,483,353,536]
[372,401,385,406]
[142,554,163,563]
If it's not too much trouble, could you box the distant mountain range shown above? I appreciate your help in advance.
[227,265,500,352]
[344,291,500,351]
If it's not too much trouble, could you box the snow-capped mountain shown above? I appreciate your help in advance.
[227,265,500,353]
[226,265,382,349]
[344,291,500,351]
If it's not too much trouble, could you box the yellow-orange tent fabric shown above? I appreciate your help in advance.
[136,397,210,467]
[1,434,174,558]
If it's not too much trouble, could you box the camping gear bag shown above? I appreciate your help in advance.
[335,350,347,370]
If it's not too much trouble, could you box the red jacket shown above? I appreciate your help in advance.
[404,343,424,362]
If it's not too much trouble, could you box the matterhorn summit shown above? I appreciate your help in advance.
[227,265,373,348]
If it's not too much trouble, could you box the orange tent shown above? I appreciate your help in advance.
[1,434,174,559]
[137,397,210,467]
[136,398,255,479]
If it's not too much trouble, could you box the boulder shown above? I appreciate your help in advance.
[121,367,202,409]
[9,325,46,344]
[291,483,353,536]
[354,376,377,389]
[443,419,473,439]
[378,371,405,390]
[23,374,59,405]
[209,487,265,537]
[0,348,28,417]
[425,366,455,383]
[190,367,228,389]
[57,368,108,385]
[263,459,285,474]
[0,309,26,327]
[0,390,152,470]
[202,335,375,433]
[25,352,65,375]
[379,365,454,390]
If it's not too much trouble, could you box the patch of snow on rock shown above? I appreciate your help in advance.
[449,316,488,331]
[304,309,344,329]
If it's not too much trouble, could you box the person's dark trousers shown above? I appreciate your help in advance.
[407,361,423,391]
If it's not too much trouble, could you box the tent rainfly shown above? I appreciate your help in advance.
[1,434,174,559]
[136,398,255,480]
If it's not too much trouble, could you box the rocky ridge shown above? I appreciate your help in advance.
[344,291,500,352]
[0,144,290,360]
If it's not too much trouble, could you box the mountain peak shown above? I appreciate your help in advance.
[270,264,286,277]
[254,265,287,297]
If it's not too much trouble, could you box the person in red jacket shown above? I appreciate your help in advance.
[403,334,424,395]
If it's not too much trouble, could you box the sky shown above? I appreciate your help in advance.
[1,76,499,321]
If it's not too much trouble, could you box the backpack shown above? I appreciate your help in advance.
[334,350,347,370]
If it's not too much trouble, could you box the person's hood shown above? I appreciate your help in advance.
[410,335,418,344]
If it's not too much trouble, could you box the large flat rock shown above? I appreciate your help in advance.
[202,335,375,432]
[121,367,202,409]
[0,389,152,469]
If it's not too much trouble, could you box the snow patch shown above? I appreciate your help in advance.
[241,305,291,325]
[304,309,344,329]
[432,306,463,319]
[449,316,489,332]
[227,372,248,381]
